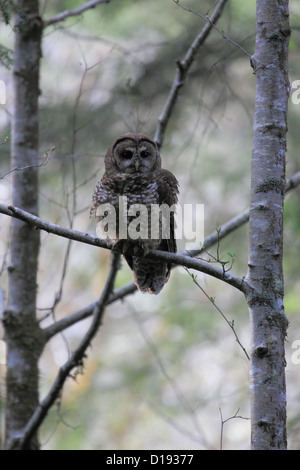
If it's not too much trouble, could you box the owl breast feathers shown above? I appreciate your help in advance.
[90,133,179,294]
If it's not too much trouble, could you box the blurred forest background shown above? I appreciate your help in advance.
[0,0,300,450]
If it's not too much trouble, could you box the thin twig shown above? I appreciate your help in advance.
[48,57,97,321]
[0,135,9,145]
[198,228,235,275]
[144,397,209,448]
[18,252,120,449]
[43,0,111,28]
[183,169,300,259]
[132,306,208,447]
[154,0,229,148]
[0,147,54,180]
[219,407,250,450]
[45,55,108,323]
[173,0,251,58]
[186,268,250,361]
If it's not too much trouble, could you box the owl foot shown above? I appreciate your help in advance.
[132,243,149,257]
[112,240,149,257]
[112,239,125,254]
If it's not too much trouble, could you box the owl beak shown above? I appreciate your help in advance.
[134,160,140,171]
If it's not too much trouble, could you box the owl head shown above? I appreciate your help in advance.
[104,133,161,175]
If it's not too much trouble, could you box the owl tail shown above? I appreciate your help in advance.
[125,255,171,294]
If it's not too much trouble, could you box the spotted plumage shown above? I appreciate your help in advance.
[90,133,179,294]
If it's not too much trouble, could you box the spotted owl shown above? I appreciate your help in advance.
[90,133,179,294]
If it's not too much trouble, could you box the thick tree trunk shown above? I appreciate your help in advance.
[247,0,290,450]
[4,0,43,450]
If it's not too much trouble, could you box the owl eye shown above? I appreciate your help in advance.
[121,150,133,159]
[140,150,150,159]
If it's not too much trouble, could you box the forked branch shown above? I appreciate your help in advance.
[1,170,299,340]
[0,202,247,294]
[155,0,229,147]
[17,252,120,449]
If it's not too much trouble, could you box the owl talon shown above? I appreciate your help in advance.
[133,243,149,257]
[112,240,148,257]
[113,240,134,256]
[112,240,124,254]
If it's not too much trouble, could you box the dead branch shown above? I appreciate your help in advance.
[17,252,120,449]
[154,0,229,148]
[43,0,111,28]
[1,170,299,339]
[0,202,247,294]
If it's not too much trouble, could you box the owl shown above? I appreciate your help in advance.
[90,133,179,294]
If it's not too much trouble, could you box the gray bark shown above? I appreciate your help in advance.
[247,0,290,450]
[4,0,43,450]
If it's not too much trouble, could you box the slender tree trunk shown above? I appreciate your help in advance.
[247,0,290,450]
[4,0,44,449]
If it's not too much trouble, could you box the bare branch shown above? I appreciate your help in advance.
[0,147,54,180]
[42,208,252,338]
[44,282,137,340]
[154,0,229,147]
[186,268,250,361]
[219,408,250,450]
[185,169,300,259]
[1,170,299,339]
[0,203,113,249]
[0,135,9,145]
[18,252,120,449]
[1,169,300,331]
[152,249,246,292]
[48,57,101,321]
[174,1,251,58]
[10,168,297,339]
[0,203,247,294]
[43,0,111,28]
[285,170,300,192]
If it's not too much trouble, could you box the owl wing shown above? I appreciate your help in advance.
[90,177,107,217]
[90,173,126,242]
[156,169,179,254]
[90,173,120,217]
[128,168,179,294]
